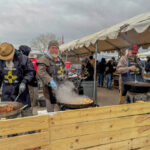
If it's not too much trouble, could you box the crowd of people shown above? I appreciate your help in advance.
[1,41,150,115]
[97,57,117,89]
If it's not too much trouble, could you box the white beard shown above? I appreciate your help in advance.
[51,53,59,58]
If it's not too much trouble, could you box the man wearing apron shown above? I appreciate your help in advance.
[117,45,145,104]
[0,42,35,117]
[37,40,65,112]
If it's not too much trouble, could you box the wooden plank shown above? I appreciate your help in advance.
[79,135,150,150]
[49,102,150,126]
[50,113,150,140]
[41,146,50,150]
[0,115,49,136]
[50,125,150,150]
[0,132,49,150]
[138,145,150,150]
[78,140,130,150]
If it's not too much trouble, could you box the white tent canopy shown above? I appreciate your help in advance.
[60,12,150,57]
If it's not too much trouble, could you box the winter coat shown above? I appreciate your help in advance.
[81,62,94,81]
[0,50,35,106]
[97,61,106,74]
[105,62,114,75]
[37,52,65,103]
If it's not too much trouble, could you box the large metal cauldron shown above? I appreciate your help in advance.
[124,81,150,93]
[0,102,27,119]
[57,98,94,110]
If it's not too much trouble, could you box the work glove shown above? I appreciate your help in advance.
[48,80,57,89]
[19,82,26,94]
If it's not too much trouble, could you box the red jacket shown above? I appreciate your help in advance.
[30,58,37,73]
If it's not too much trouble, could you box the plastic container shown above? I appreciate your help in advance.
[65,62,71,69]
[81,81,97,100]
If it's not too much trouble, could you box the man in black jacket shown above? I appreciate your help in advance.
[0,42,35,117]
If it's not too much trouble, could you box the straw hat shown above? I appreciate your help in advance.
[0,42,15,60]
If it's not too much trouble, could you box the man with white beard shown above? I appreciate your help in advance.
[37,40,65,112]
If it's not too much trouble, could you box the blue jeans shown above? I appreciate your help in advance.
[106,74,112,89]
[99,73,104,87]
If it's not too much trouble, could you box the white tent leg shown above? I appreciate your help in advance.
[93,41,98,104]
[65,52,68,62]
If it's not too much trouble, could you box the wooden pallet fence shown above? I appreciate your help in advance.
[1,102,150,149]
[49,102,150,150]
[0,115,49,150]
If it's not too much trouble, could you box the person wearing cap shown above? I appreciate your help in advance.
[117,44,144,104]
[0,42,35,117]
[37,40,65,112]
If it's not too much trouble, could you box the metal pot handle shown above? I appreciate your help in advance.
[20,104,28,111]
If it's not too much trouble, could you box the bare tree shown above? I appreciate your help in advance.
[31,33,61,53]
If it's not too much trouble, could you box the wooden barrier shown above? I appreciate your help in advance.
[1,102,150,149]
[49,102,150,150]
[0,115,49,150]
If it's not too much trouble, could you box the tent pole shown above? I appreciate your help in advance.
[65,52,68,62]
[93,41,98,104]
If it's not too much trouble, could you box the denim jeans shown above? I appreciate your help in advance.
[106,73,112,89]
[99,73,104,87]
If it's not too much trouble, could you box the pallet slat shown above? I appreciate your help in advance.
[50,102,150,126]
[79,135,150,150]
[50,125,150,150]
[0,132,49,150]
[50,113,150,140]
[0,115,49,136]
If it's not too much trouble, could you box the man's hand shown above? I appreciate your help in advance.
[19,82,26,94]
[129,66,136,71]
[48,80,57,89]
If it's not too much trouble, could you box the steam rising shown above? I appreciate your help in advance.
[56,81,87,104]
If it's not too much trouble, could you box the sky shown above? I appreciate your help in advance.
[0,0,150,48]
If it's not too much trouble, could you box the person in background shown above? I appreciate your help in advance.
[105,60,115,89]
[117,44,144,104]
[145,56,150,73]
[19,45,38,107]
[37,40,65,112]
[112,57,117,71]
[97,58,106,87]
[0,42,35,117]
[81,58,94,81]
[89,55,95,68]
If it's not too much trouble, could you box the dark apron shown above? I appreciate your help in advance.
[121,57,144,95]
[49,59,65,104]
[1,60,31,106]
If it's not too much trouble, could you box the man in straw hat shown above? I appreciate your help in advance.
[0,42,35,117]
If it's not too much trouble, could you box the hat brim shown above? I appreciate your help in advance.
[0,47,15,60]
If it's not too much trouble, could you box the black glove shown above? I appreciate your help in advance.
[19,82,26,94]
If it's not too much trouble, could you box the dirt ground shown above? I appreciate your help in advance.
[97,87,120,106]
[33,87,120,115]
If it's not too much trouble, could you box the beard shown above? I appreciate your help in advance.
[51,53,59,58]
